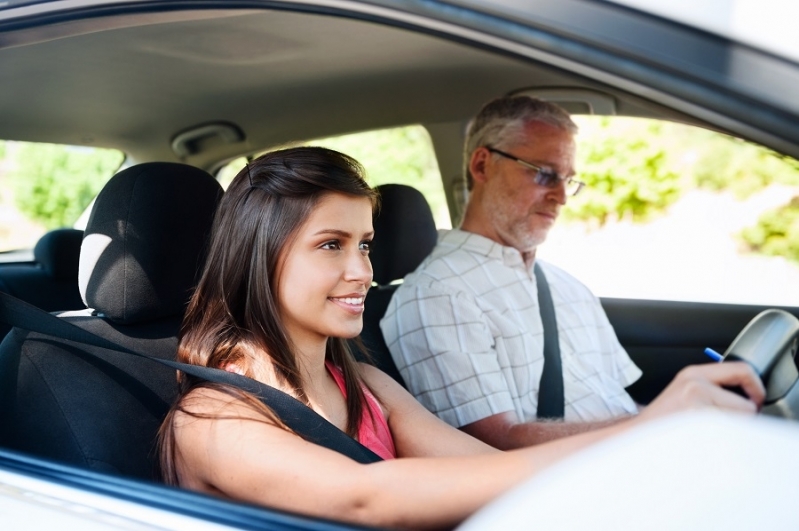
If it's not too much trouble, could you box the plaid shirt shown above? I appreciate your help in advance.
[380,229,641,427]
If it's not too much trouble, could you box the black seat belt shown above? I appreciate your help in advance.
[0,291,382,464]
[533,262,565,419]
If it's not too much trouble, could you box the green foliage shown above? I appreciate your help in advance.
[216,126,450,226]
[10,143,123,229]
[565,118,682,225]
[692,132,799,198]
[565,116,799,265]
[740,196,799,264]
[304,126,449,225]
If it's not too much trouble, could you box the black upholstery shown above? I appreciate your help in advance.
[0,229,85,339]
[79,164,221,324]
[360,285,406,385]
[0,162,222,480]
[371,183,438,286]
[0,228,84,309]
[357,184,439,387]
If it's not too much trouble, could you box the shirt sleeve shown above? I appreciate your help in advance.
[380,282,516,428]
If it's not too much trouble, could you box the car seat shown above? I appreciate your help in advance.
[0,228,85,339]
[0,162,222,480]
[358,184,438,387]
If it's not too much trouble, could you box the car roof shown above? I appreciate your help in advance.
[2,1,797,171]
[606,0,799,63]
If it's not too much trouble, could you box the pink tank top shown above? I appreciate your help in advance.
[325,362,396,460]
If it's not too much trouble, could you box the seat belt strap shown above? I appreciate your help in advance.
[0,291,382,464]
[534,262,565,419]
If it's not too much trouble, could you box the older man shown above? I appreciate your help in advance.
[380,96,641,449]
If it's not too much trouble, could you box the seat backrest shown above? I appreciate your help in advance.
[0,228,85,339]
[0,228,84,310]
[370,184,438,286]
[357,184,438,387]
[0,162,222,480]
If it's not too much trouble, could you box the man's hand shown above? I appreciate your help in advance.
[640,362,765,421]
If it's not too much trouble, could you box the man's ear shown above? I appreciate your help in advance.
[469,147,492,185]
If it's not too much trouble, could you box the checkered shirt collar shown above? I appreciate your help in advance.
[436,229,528,270]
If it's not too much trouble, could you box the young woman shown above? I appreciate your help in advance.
[159,147,764,530]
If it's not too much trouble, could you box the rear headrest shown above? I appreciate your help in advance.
[372,184,438,285]
[34,228,84,280]
[78,162,223,324]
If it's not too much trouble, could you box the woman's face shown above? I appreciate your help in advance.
[278,192,374,350]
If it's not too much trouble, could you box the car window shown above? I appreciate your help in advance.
[216,125,451,229]
[0,140,124,255]
[536,116,799,307]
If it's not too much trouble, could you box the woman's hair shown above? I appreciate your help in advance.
[159,146,378,485]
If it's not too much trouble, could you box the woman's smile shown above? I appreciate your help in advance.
[328,294,366,314]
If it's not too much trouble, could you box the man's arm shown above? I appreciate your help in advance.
[461,411,632,449]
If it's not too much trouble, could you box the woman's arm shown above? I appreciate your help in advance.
[174,388,579,530]
[174,362,764,530]
[358,362,498,458]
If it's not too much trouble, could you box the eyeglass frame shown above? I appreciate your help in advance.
[484,146,585,197]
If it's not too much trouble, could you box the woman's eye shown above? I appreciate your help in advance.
[359,240,372,253]
[321,240,341,250]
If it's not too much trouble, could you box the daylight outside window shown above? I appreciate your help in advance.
[537,116,799,307]
[0,140,123,255]
[217,125,451,230]
[214,118,799,308]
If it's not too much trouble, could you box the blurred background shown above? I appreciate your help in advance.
[0,115,796,306]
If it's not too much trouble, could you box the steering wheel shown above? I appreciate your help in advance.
[722,309,799,419]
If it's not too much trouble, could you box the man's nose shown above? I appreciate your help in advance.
[547,178,568,205]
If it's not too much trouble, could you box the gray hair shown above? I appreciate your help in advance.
[463,95,578,189]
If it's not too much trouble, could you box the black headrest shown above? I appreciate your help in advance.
[372,184,438,285]
[78,162,222,324]
[33,228,84,280]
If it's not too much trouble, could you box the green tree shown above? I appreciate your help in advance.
[10,143,123,229]
[565,118,682,225]
[218,126,450,225]
[692,133,799,198]
[740,196,799,264]
[304,126,449,224]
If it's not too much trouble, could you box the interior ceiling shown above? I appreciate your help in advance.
[0,8,682,165]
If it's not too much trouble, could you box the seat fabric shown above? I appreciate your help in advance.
[0,228,84,309]
[0,229,85,339]
[0,162,222,480]
[356,184,438,388]
[370,183,438,286]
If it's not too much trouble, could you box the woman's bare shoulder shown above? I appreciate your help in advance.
[357,362,421,414]
[171,386,283,447]
[358,363,404,393]
[175,386,262,419]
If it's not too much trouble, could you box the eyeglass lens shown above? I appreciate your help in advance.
[535,170,582,196]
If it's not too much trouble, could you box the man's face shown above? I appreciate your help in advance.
[479,121,576,254]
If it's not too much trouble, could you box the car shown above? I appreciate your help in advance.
[0,0,798,529]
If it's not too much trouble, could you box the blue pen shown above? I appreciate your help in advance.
[704,348,723,362]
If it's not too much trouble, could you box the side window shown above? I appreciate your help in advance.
[216,125,450,228]
[536,116,799,307]
[0,140,123,256]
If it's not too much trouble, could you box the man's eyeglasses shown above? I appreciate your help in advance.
[485,146,585,197]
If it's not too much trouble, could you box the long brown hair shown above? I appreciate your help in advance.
[159,147,378,485]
